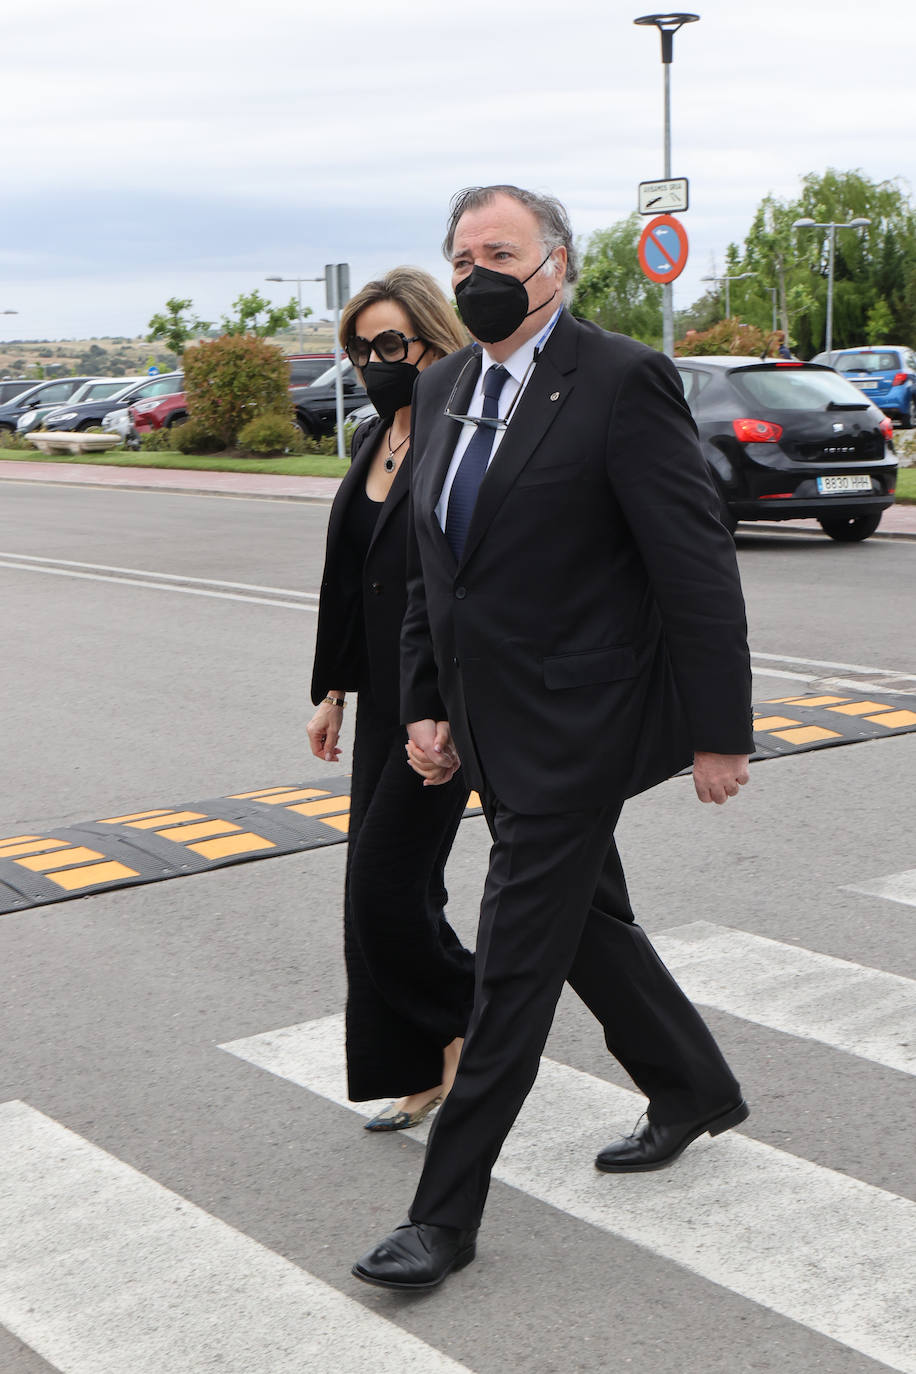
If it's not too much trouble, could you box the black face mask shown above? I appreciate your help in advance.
[454,252,558,343]
[362,355,425,418]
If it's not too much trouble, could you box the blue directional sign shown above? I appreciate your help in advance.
[147,366,159,375]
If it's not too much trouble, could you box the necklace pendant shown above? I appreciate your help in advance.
[384,457,395,473]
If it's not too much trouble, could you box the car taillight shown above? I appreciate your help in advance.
[892,372,907,387]
[879,417,894,441]
[732,418,783,443]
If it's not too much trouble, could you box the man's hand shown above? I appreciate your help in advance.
[406,719,461,786]
[693,751,749,805]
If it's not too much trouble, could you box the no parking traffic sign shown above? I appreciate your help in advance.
[637,214,689,284]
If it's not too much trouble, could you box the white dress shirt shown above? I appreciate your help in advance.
[435,307,563,530]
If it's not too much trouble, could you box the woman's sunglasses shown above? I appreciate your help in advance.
[345,330,423,368]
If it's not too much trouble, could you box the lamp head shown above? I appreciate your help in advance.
[792,218,817,229]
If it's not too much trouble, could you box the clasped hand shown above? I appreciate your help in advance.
[406,720,461,785]
[693,751,750,805]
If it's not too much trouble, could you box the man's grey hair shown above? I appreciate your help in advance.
[443,185,580,300]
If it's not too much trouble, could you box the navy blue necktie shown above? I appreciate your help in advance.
[444,364,510,561]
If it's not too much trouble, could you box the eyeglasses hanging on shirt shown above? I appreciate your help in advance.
[443,348,541,431]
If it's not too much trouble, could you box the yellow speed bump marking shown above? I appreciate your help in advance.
[155,819,241,842]
[250,788,332,806]
[827,701,893,716]
[0,837,70,859]
[228,786,306,799]
[47,861,139,891]
[287,796,350,818]
[123,811,207,829]
[187,833,275,860]
[752,716,802,730]
[98,809,175,825]
[775,695,848,707]
[15,846,106,872]
[770,726,843,744]
[319,815,350,834]
[865,709,916,728]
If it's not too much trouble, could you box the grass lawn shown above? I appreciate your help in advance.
[0,448,348,478]
[895,466,916,502]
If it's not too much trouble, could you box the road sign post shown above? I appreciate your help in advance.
[325,264,351,460]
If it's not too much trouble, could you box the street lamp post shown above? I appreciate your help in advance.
[763,286,777,334]
[701,271,756,319]
[265,276,322,352]
[791,217,870,355]
[634,12,699,357]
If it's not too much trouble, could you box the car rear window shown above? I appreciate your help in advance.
[835,351,900,373]
[729,367,872,411]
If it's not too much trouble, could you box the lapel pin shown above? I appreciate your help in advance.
[550,391,560,401]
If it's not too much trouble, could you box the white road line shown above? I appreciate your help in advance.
[845,868,916,910]
[222,1015,916,1374]
[751,650,916,679]
[0,1100,472,1374]
[0,560,317,610]
[0,551,320,599]
[653,921,915,1076]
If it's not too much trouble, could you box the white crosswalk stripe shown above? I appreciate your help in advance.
[221,1014,916,1374]
[653,921,916,1075]
[845,868,916,909]
[0,1100,474,1374]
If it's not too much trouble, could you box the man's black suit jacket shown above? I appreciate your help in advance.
[311,417,412,722]
[400,310,754,815]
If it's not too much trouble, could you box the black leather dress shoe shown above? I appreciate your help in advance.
[595,1099,749,1173]
[352,1220,478,1291]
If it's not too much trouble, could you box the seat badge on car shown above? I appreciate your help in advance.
[833,422,844,432]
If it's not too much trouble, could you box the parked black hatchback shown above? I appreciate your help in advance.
[674,358,897,542]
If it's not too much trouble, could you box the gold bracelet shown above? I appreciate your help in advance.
[324,695,346,708]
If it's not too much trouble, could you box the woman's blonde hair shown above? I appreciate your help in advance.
[339,266,467,362]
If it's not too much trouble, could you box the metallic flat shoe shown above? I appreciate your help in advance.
[363,1095,443,1132]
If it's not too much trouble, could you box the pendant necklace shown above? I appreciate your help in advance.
[384,429,409,473]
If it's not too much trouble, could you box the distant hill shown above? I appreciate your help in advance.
[0,323,339,380]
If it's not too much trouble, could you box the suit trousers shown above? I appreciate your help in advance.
[409,790,741,1231]
[343,688,475,1101]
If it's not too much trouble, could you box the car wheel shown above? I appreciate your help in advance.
[295,415,320,441]
[166,413,188,428]
[902,394,916,430]
[76,418,101,432]
[817,512,882,542]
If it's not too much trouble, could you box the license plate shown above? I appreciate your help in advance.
[817,474,873,494]
[852,379,878,389]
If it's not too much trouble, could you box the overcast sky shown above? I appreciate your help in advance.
[3,0,913,344]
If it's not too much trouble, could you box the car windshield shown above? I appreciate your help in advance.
[81,379,140,401]
[834,351,900,373]
[729,366,874,411]
[307,360,354,388]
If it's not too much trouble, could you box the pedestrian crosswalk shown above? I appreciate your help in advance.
[2,900,915,1373]
[0,1101,472,1374]
[221,1008,916,1374]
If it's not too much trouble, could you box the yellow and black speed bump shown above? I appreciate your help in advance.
[0,781,484,915]
[750,689,916,760]
[2,690,914,915]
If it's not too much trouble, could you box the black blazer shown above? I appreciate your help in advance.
[401,310,754,814]
[311,417,412,722]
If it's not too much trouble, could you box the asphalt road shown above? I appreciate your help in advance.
[1,481,915,1374]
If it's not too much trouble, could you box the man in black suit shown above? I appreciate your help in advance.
[352,185,754,1292]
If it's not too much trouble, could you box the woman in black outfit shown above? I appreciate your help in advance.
[308,267,474,1130]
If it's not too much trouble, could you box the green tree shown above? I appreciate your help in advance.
[219,289,306,338]
[571,214,663,346]
[147,297,212,358]
[726,170,916,356]
[182,334,292,448]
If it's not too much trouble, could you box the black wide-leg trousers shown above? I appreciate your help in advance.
[409,790,741,1231]
[343,690,475,1101]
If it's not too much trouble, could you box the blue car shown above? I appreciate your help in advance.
[814,345,916,428]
